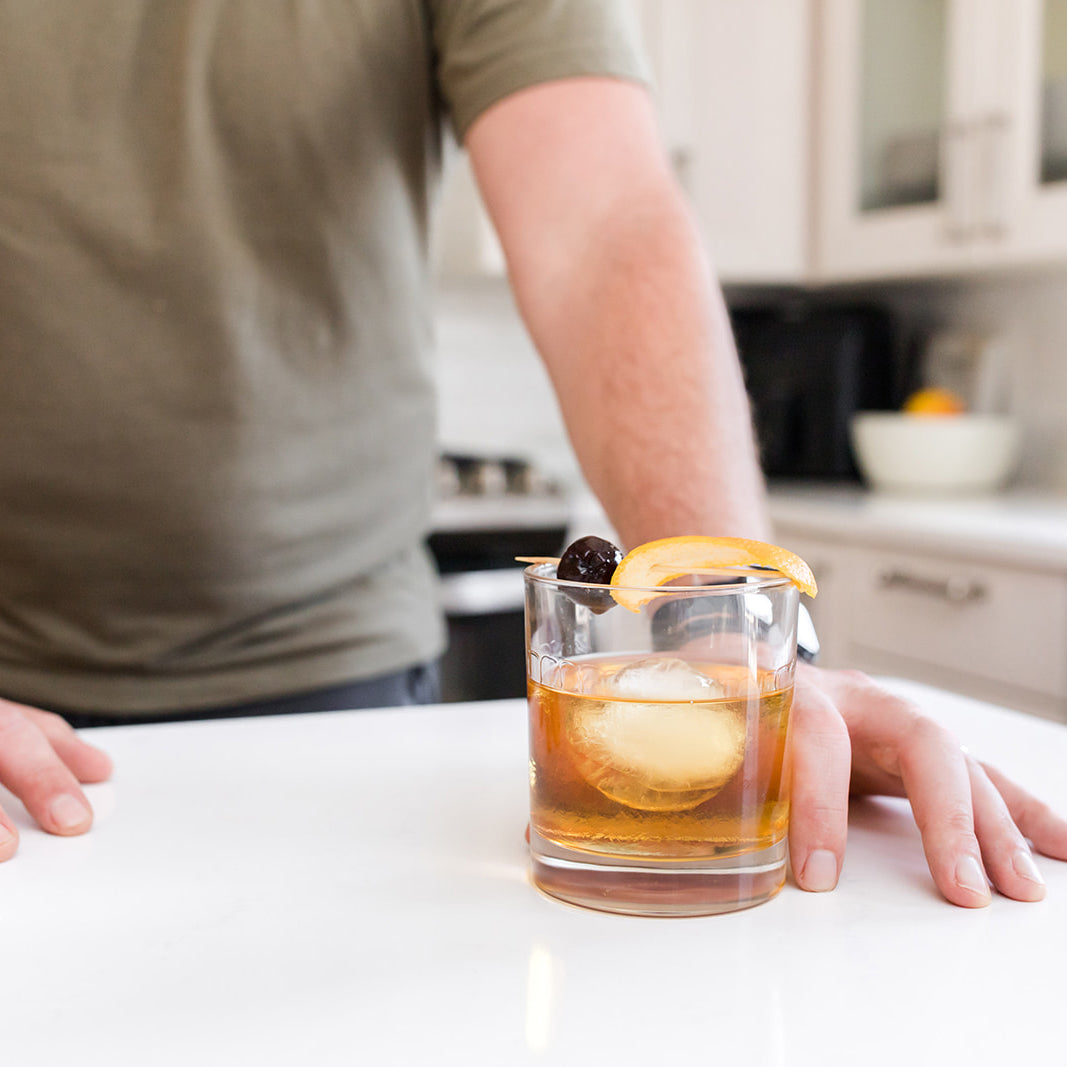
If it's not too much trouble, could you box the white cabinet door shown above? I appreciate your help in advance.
[638,0,812,284]
[773,515,1067,723]
[997,0,1067,265]
[431,148,505,280]
[435,0,813,285]
[845,546,1067,719]
[815,0,983,280]
[815,0,1067,281]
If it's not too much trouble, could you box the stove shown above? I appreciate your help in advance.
[429,453,570,703]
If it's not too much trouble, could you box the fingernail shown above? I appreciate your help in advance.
[801,849,839,892]
[0,823,15,848]
[49,794,90,833]
[1012,849,1045,887]
[955,855,991,901]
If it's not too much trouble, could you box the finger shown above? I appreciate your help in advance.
[0,808,18,862]
[28,709,113,784]
[979,760,1067,862]
[787,681,852,892]
[967,758,1046,902]
[0,705,95,836]
[896,717,991,908]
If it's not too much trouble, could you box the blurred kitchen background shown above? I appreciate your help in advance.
[426,0,1067,723]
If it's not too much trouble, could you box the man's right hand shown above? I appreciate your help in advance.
[0,698,113,861]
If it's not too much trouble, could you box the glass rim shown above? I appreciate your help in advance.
[522,561,795,596]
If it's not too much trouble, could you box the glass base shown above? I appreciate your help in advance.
[529,830,787,917]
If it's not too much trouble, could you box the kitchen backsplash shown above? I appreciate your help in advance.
[432,278,583,490]
[873,267,1067,493]
[433,267,1067,497]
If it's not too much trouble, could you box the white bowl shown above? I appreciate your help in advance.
[849,412,1021,495]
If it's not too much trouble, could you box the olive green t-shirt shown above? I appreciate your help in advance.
[0,0,647,714]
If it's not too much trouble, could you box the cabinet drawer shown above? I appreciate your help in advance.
[847,548,1067,699]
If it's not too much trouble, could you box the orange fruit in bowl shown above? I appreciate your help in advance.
[609,535,818,611]
[902,387,967,416]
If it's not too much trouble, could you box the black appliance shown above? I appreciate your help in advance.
[731,303,899,480]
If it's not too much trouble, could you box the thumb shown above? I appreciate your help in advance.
[787,680,852,892]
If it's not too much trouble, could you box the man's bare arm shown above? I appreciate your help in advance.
[464,76,1067,907]
[465,77,770,550]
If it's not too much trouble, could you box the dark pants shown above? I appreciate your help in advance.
[50,663,441,729]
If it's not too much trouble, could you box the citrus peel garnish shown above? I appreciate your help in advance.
[609,535,818,611]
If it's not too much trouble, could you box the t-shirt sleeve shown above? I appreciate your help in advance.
[427,0,652,142]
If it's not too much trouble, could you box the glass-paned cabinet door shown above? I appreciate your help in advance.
[818,0,1067,276]
[858,0,949,211]
[1041,0,1067,184]
[815,0,978,279]
[1005,0,1067,263]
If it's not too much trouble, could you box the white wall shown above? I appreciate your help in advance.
[873,266,1067,492]
[431,278,582,488]
[433,267,1067,500]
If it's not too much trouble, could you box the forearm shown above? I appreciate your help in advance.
[466,78,769,549]
[511,178,769,549]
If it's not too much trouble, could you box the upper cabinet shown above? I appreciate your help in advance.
[816,0,1067,281]
[431,147,505,281]
[1001,0,1067,263]
[433,0,1066,287]
[434,0,813,286]
[637,0,812,285]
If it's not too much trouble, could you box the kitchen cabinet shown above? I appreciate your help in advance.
[431,148,505,280]
[816,0,1067,281]
[770,487,1067,722]
[809,542,1067,721]
[1001,0,1067,263]
[637,0,812,284]
[434,1,814,285]
[437,1,1067,286]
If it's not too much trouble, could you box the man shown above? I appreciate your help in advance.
[1,1,1064,905]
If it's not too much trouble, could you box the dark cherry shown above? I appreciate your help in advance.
[558,535,622,584]
[557,535,622,612]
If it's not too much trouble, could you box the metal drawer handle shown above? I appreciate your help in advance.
[943,120,976,243]
[876,568,987,604]
[979,112,1011,240]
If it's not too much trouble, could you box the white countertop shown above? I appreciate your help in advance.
[3,683,1066,1066]
[769,483,1067,570]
